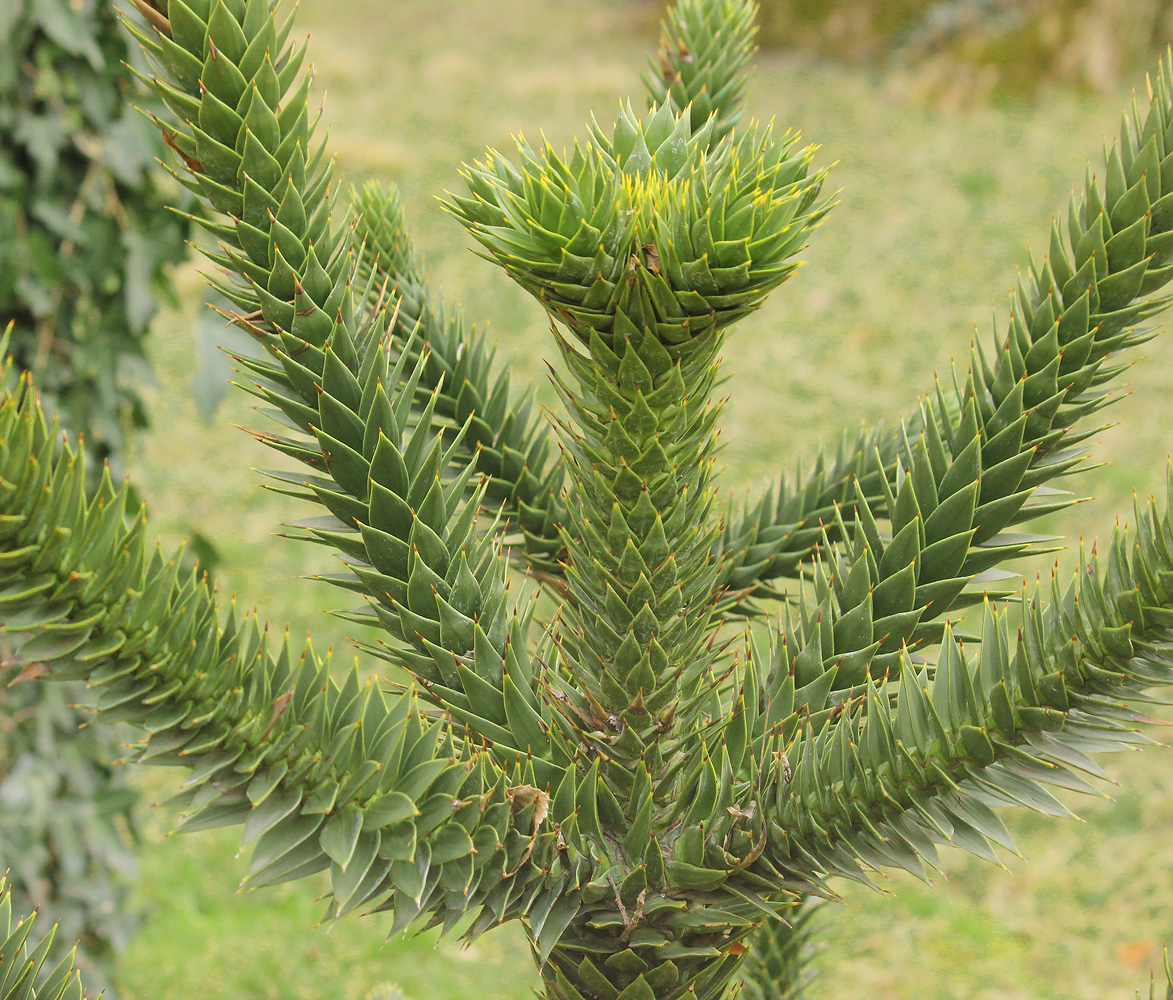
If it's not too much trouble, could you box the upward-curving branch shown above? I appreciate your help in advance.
[720,60,1173,637]
[3,0,1173,996]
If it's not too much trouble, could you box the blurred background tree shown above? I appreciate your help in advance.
[0,0,190,480]
[690,0,1173,105]
[0,678,140,998]
[0,0,195,994]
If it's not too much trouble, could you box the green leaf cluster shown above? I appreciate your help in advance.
[644,0,758,145]
[351,183,564,575]
[7,0,1173,998]
[720,57,1173,619]
[735,902,819,1000]
[0,877,89,1000]
[0,366,568,943]
[446,100,830,352]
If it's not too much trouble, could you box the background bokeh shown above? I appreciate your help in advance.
[112,1,1173,996]
[752,0,1173,104]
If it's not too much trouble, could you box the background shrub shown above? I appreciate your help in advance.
[0,0,193,994]
[752,0,1173,103]
[0,0,189,479]
[0,678,140,995]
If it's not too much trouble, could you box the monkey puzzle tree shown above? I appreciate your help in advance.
[4,0,1173,997]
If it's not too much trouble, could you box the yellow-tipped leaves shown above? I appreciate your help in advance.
[0,878,87,1000]
[445,100,831,353]
[0,362,578,941]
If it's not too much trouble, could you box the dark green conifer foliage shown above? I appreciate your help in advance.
[0,877,88,999]
[5,0,1173,997]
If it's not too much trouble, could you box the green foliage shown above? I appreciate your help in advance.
[644,0,758,143]
[0,0,190,478]
[718,52,1173,623]
[0,361,564,932]
[0,877,91,999]
[447,102,830,350]
[736,903,819,1000]
[6,0,1173,997]
[350,181,565,576]
[0,1,194,991]
[0,677,138,998]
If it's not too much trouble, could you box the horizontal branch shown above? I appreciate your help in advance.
[720,52,1173,643]
[0,366,569,940]
[752,472,1173,888]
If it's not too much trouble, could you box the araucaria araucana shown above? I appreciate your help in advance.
[3,0,1173,997]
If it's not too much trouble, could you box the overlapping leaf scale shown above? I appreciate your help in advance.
[129,0,533,544]
[124,0,565,752]
[125,0,344,346]
[540,924,749,1000]
[720,51,1173,623]
[258,316,577,773]
[518,574,811,994]
[736,901,820,1000]
[0,878,87,1000]
[0,373,578,940]
[737,404,996,698]
[534,557,810,995]
[599,649,816,901]
[526,702,815,1000]
[536,744,793,1000]
[445,99,830,356]
[350,181,566,576]
[643,0,758,147]
[125,0,365,500]
[750,474,1173,889]
[548,323,727,762]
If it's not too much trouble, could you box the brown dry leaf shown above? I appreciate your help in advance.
[507,784,550,833]
[131,0,171,37]
[262,688,294,739]
[642,243,662,276]
[8,662,48,685]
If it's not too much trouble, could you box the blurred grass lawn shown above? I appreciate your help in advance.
[115,1,1173,997]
